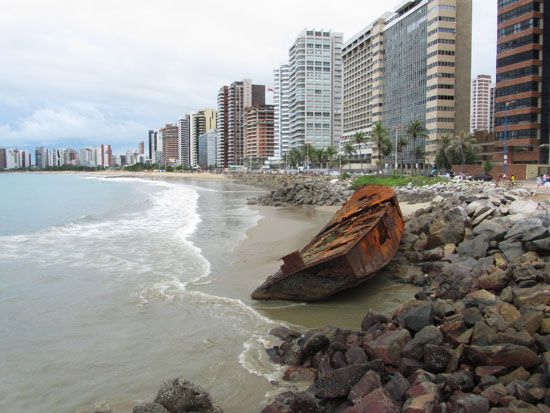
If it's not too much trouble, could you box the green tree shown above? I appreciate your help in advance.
[396,137,408,175]
[435,134,452,170]
[354,131,368,173]
[288,148,303,167]
[483,160,493,174]
[326,145,337,168]
[448,131,478,172]
[406,120,428,174]
[301,143,315,169]
[342,141,356,172]
[370,122,390,173]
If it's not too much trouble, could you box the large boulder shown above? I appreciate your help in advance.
[509,200,539,216]
[348,388,400,413]
[314,361,383,399]
[513,285,550,308]
[154,378,222,413]
[464,344,541,368]
[133,404,170,413]
[363,329,411,366]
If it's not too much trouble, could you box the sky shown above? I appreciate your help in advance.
[0,0,496,153]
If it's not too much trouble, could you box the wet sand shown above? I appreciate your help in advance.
[200,205,418,331]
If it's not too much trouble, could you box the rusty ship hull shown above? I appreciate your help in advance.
[251,185,404,301]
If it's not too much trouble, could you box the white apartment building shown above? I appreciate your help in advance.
[178,115,191,168]
[471,74,492,132]
[272,64,290,162]
[287,29,343,150]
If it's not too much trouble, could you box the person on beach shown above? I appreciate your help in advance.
[537,175,542,189]
[510,174,516,187]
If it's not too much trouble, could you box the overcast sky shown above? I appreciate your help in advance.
[0,0,496,153]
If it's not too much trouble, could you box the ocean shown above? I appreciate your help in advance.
[0,173,417,413]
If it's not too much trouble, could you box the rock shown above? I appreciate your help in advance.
[398,358,425,377]
[384,372,410,402]
[466,289,496,305]
[348,370,381,401]
[314,362,381,399]
[350,388,400,413]
[458,235,490,259]
[475,365,507,378]
[515,312,543,335]
[493,302,521,324]
[473,221,508,242]
[504,219,544,240]
[499,367,530,386]
[472,208,496,226]
[346,347,369,365]
[490,330,534,347]
[437,370,475,391]
[499,239,524,261]
[513,285,550,308]
[423,344,452,373]
[509,200,539,216]
[478,270,509,291]
[402,325,443,361]
[480,383,508,405]
[361,310,388,331]
[433,299,455,318]
[302,333,329,359]
[332,351,347,369]
[402,394,440,413]
[525,236,550,252]
[540,318,550,334]
[282,366,317,382]
[154,378,222,413]
[446,343,465,373]
[464,344,541,368]
[133,404,170,413]
[406,380,439,399]
[463,308,483,328]
[281,340,302,366]
[270,391,323,413]
[494,253,508,269]
[363,329,411,366]
[450,393,490,413]
[270,326,301,341]
[402,303,434,333]
[534,334,550,352]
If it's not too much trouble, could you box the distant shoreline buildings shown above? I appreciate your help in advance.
[5,0,550,178]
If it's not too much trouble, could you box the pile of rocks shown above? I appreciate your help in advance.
[261,185,550,412]
[132,378,223,413]
[231,173,353,207]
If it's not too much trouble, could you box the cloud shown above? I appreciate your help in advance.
[0,0,495,149]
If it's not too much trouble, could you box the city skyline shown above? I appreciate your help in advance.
[1,0,496,152]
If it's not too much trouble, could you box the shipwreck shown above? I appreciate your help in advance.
[251,185,404,301]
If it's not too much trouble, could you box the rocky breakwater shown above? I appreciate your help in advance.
[231,173,353,207]
[260,184,550,412]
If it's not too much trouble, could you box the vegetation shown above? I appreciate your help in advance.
[370,122,392,173]
[352,175,447,189]
[396,137,408,175]
[483,160,494,174]
[434,135,452,170]
[448,131,479,171]
[353,132,367,172]
[341,141,356,172]
[406,120,428,174]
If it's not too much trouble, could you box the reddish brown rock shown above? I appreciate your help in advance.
[347,388,400,413]
[402,394,440,413]
[282,366,317,382]
[363,329,411,366]
[464,345,541,368]
[348,370,381,401]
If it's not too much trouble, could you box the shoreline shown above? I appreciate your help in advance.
[5,169,228,181]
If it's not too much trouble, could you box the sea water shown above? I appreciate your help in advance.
[0,173,280,413]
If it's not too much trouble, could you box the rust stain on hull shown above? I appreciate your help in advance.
[251,185,404,301]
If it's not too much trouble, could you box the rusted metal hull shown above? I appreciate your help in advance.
[251,185,404,301]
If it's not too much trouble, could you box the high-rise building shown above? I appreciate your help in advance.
[0,148,6,169]
[471,75,493,132]
[216,79,265,167]
[97,144,112,168]
[287,29,343,150]
[35,146,48,169]
[160,123,179,164]
[273,64,290,161]
[198,130,217,169]
[138,141,145,155]
[244,104,275,166]
[148,130,162,163]
[490,84,496,133]
[343,0,472,169]
[79,147,97,167]
[191,109,216,167]
[495,0,549,166]
[178,115,191,168]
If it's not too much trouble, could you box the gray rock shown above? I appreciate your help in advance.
[472,220,508,241]
[457,235,489,259]
[402,302,434,333]
[154,378,222,413]
[498,238,524,260]
[505,218,544,240]
[509,200,539,216]
[314,362,381,399]
[133,403,170,413]
[345,347,369,365]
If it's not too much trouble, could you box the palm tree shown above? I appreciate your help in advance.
[342,141,356,172]
[406,120,428,174]
[448,131,478,172]
[316,148,327,169]
[301,143,315,169]
[288,148,303,168]
[354,132,367,173]
[370,122,390,173]
[326,145,337,169]
[396,137,408,175]
[435,134,452,171]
